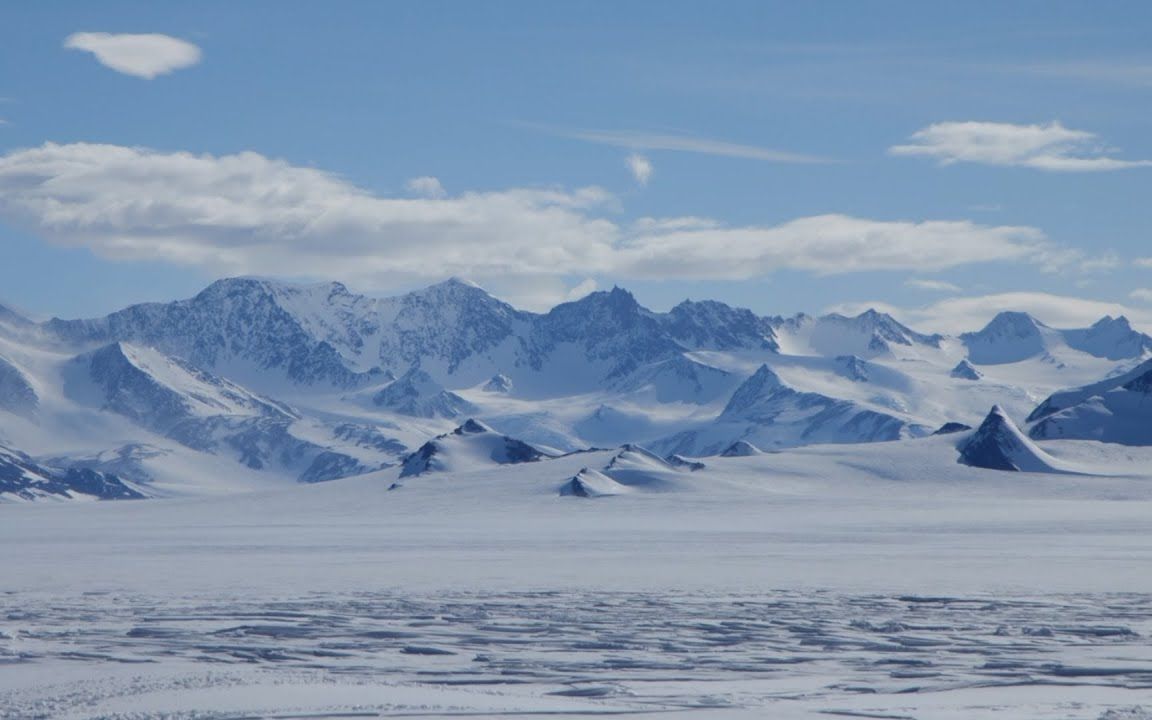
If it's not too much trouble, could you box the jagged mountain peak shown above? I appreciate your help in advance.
[961,312,1050,365]
[821,308,932,339]
[721,364,787,417]
[664,299,780,352]
[972,311,1045,338]
[1092,314,1131,330]
[774,307,940,357]
[569,284,649,315]
[1064,314,1152,361]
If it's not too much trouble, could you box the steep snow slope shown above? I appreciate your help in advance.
[65,342,294,431]
[608,354,735,404]
[1028,357,1152,422]
[0,353,38,419]
[654,364,921,457]
[1029,364,1152,445]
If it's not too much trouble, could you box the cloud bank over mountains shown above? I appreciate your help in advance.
[0,142,1087,297]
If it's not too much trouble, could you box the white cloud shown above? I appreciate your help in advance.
[565,278,599,301]
[890,121,1152,172]
[626,153,652,186]
[0,142,1078,291]
[1130,289,1152,303]
[905,278,961,293]
[64,32,201,79]
[1135,258,1152,268]
[405,176,446,199]
[617,215,1049,278]
[563,128,828,164]
[828,292,1152,335]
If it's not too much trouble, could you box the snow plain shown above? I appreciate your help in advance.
[4,438,1152,719]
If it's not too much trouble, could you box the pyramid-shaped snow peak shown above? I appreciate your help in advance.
[719,364,786,418]
[373,367,476,419]
[960,312,1049,365]
[950,359,983,381]
[482,373,514,393]
[957,405,1063,473]
[603,444,678,473]
[559,467,631,498]
[720,440,763,457]
[399,420,547,478]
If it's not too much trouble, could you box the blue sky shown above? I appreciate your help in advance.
[1,1,1151,331]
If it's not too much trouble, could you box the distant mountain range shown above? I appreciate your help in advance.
[2,276,1151,500]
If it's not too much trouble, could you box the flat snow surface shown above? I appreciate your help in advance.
[4,439,1152,718]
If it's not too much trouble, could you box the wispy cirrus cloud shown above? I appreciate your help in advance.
[890,121,1152,172]
[1016,60,1152,87]
[555,127,830,164]
[0,142,1082,296]
[64,32,201,79]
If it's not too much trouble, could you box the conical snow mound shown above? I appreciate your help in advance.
[559,468,630,498]
[957,405,1064,473]
[400,420,547,478]
[950,360,982,380]
[720,440,763,457]
[666,454,705,471]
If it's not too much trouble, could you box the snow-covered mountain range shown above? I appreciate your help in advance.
[2,276,1151,500]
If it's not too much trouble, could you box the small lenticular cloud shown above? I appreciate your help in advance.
[64,32,201,79]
